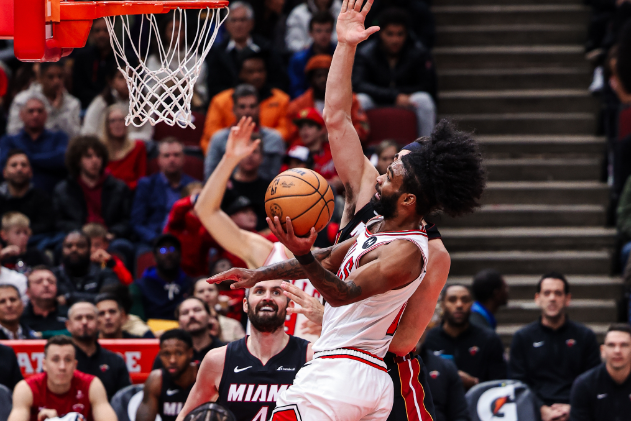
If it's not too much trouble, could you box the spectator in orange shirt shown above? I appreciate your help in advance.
[287,54,369,145]
[293,107,342,193]
[200,51,291,152]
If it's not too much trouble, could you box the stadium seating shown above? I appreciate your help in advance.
[0,384,11,421]
[135,250,156,279]
[364,107,418,147]
[620,106,631,140]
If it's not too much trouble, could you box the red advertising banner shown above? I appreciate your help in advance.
[0,339,160,384]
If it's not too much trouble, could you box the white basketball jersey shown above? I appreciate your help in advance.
[312,217,429,359]
[255,242,323,342]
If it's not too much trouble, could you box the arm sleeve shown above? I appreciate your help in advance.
[130,181,159,244]
[569,377,593,421]
[444,362,471,421]
[485,334,508,381]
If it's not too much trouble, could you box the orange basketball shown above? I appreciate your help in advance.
[265,169,335,237]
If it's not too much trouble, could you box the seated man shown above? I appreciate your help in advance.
[287,54,368,145]
[293,108,342,193]
[153,298,224,369]
[470,269,509,331]
[66,301,131,400]
[7,61,81,139]
[0,212,50,273]
[53,135,133,260]
[132,139,196,249]
[0,150,57,247]
[201,52,291,150]
[96,293,152,339]
[204,84,285,181]
[0,284,36,339]
[0,98,68,192]
[137,329,198,421]
[510,273,601,421]
[204,1,288,100]
[7,335,116,421]
[288,11,336,98]
[353,8,437,136]
[21,266,69,338]
[132,234,193,321]
[570,323,631,421]
[53,231,121,305]
[423,284,507,390]
[0,343,23,391]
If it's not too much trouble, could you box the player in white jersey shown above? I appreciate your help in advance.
[209,54,485,421]
[194,117,322,342]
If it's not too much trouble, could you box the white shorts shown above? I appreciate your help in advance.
[271,348,394,421]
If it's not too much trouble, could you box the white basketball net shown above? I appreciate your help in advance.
[104,7,228,128]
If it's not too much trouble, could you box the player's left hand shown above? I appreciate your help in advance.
[207,267,260,289]
[281,282,324,325]
[267,216,317,257]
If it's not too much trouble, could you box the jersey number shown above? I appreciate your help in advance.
[252,407,269,421]
[338,257,354,281]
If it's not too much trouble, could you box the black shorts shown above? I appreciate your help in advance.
[386,352,436,421]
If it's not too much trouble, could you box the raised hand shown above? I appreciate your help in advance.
[336,0,379,46]
[207,267,260,289]
[225,117,260,161]
[267,216,317,257]
[282,282,324,325]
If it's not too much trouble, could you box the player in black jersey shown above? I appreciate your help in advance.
[176,279,313,421]
[137,329,198,421]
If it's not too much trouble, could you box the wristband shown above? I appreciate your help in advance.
[295,252,315,265]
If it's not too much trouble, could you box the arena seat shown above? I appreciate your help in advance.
[146,154,204,181]
[465,379,538,421]
[0,384,12,421]
[364,107,418,147]
[154,111,206,149]
[619,106,631,140]
[111,384,163,421]
[135,251,156,279]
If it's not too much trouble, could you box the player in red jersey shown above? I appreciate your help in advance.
[8,336,116,421]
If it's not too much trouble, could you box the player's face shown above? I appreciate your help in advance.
[27,269,58,301]
[371,160,405,219]
[97,300,125,337]
[67,303,98,340]
[442,285,472,327]
[194,280,220,307]
[43,345,77,386]
[159,339,193,380]
[535,278,570,320]
[0,287,23,324]
[245,280,289,333]
[602,331,631,370]
[178,299,211,335]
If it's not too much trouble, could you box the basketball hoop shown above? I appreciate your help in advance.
[0,0,229,129]
[104,3,229,128]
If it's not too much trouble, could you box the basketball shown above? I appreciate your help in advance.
[265,168,335,237]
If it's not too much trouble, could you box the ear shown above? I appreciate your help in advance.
[0,230,7,242]
[564,292,572,306]
[600,344,606,361]
[402,192,416,208]
[243,297,249,314]
[534,292,541,306]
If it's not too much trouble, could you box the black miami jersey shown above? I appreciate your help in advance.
[217,336,310,421]
[159,368,195,421]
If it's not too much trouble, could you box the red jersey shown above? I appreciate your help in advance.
[27,371,95,421]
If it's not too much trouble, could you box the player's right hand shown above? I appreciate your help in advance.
[37,408,59,421]
[224,116,259,161]
[207,267,260,289]
[336,0,380,46]
[282,282,324,325]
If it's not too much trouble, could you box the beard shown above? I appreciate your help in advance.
[62,253,91,275]
[247,299,286,333]
[370,189,401,219]
[444,311,470,328]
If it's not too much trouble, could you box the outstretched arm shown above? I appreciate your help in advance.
[195,117,274,268]
[89,378,117,421]
[325,0,380,227]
